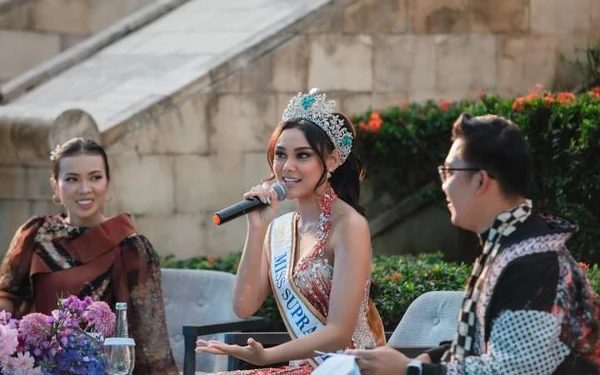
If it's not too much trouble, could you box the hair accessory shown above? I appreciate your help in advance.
[49,144,61,162]
[282,88,353,164]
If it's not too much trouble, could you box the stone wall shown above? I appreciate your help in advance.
[98,0,599,259]
[0,0,598,259]
[0,0,156,83]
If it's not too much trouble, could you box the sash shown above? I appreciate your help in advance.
[267,212,331,366]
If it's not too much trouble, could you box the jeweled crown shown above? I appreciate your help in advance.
[281,88,353,164]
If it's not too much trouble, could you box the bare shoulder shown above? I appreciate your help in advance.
[331,201,370,239]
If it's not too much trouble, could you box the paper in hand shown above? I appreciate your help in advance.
[311,352,361,375]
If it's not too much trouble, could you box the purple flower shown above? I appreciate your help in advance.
[0,324,19,361]
[13,295,110,374]
[82,302,115,337]
[7,350,39,373]
[19,313,51,347]
[0,310,12,324]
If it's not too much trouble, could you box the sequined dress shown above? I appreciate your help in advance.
[211,187,384,375]
[291,186,382,350]
[293,240,378,350]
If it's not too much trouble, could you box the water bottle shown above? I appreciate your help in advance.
[114,302,129,337]
[107,302,135,374]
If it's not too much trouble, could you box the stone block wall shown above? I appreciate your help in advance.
[0,0,598,259]
[0,0,156,83]
[94,0,599,259]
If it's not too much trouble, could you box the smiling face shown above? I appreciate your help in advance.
[51,154,109,227]
[272,127,340,201]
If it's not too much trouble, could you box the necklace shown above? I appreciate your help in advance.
[295,186,337,271]
[297,220,318,235]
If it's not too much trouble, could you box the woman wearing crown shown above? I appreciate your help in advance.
[196,89,386,373]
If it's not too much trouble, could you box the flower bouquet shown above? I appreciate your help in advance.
[0,295,115,375]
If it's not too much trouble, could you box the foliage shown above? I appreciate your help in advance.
[353,88,600,263]
[164,252,600,331]
[164,252,468,331]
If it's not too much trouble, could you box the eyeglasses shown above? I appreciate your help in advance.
[437,165,482,183]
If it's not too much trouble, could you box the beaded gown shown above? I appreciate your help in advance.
[213,187,384,375]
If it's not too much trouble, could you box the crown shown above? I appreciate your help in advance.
[281,88,353,164]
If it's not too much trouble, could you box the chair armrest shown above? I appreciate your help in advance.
[183,316,267,336]
[390,345,434,358]
[223,332,291,370]
[221,330,403,370]
[224,331,291,346]
[182,316,267,375]
[220,331,405,370]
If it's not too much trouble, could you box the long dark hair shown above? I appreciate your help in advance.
[51,138,110,180]
[265,113,366,216]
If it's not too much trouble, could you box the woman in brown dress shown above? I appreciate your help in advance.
[0,138,178,375]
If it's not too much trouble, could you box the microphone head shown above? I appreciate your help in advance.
[272,183,287,201]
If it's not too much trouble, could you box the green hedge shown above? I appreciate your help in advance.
[353,89,600,263]
[163,252,600,331]
[164,252,467,331]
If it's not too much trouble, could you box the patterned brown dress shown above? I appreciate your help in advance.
[0,214,178,375]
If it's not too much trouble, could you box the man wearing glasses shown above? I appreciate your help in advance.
[347,113,600,375]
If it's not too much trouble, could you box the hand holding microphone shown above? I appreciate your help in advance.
[213,182,287,226]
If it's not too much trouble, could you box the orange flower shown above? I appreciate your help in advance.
[544,94,555,105]
[359,112,383,133]
[366,112,383,132]
[556,91,576,104]
[512,97,526,111]
[579,262,590,271]
[207,256,218,266]
[439,99,452,112]
[390,272,401,282]
[590,86,600,99]
[524,93,540,102]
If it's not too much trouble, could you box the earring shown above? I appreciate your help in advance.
[327,170,333,180]
[52,195,61,206]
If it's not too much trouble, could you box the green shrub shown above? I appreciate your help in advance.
[353,90,600,263]
[164,252,600,331]
[165,252,467,331]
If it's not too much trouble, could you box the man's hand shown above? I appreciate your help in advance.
[415,352,431,363]
[346,346,411,375]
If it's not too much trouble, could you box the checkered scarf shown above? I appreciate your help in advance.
[444,199,533,361]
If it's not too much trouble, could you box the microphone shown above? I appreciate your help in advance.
[213,183,287,225]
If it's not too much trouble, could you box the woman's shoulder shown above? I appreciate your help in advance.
[118,232,153,250]
[117,233,162,268]
[112,215,161,260]
[332,202,368,231]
